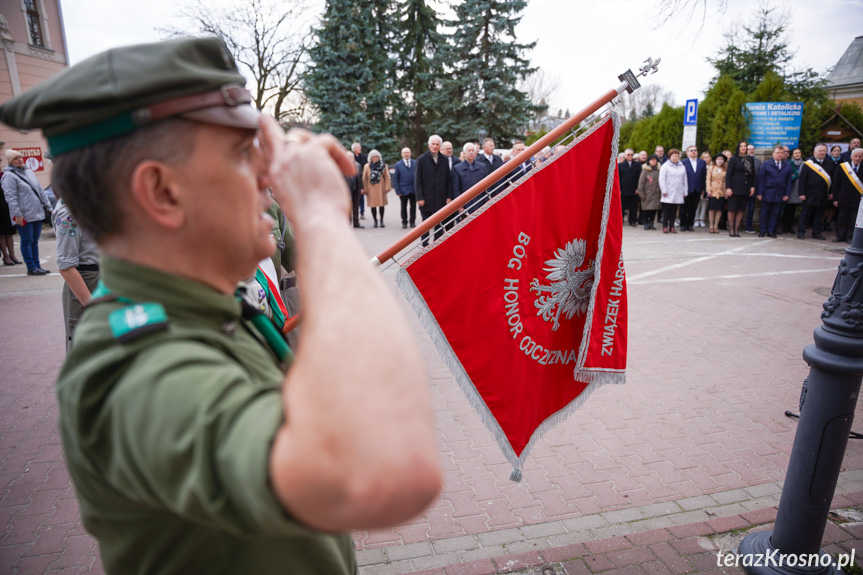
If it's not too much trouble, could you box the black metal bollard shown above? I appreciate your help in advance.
[738,212,863,574]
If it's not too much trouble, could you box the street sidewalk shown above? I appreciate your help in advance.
[406,498,863,574]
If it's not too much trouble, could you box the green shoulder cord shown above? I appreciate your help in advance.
[91,280,293,364]
[239,300,294,364]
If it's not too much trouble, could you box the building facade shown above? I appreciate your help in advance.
[825,36,863,109]
[0,0,69,186]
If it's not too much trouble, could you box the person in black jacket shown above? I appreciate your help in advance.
[477,138,505,197]
[830,148,863,243]
[724,141,756,237]
[415,135,452,245]
[618,148,642,227]
[796,144,831,240]
[840,138,860,164]
[344,151,363,228]
[352,142,368,220]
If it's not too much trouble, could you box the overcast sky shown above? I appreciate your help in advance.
[63,0,863,115]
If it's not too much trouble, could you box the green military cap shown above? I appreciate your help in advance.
[0,37,260,156]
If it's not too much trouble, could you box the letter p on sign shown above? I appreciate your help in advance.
[684,99,698,126]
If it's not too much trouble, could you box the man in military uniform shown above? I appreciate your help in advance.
[52,197,101,350]
[0,37,442,574]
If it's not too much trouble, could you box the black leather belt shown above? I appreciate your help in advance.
[77,264,100,272]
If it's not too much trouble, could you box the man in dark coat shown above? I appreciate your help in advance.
[441,141,460,172]
[618,148,641,227]
[415,135,452,245]
[452,143,490,214]
[477,138,505,197]
[756,145,793,238]
[393,147,417,229]
[681,145,707,231]
[840,138,860,164]
[797,144,831,240]
[830,148,863,243]
[352,142,368,220]
[502,140,532,189]
[345,152,363,228]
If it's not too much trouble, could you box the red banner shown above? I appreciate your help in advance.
[397,113,627,479]
[17,147,44,172]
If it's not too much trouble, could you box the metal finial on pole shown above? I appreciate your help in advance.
[637,57,661,78]
[618,56,661,94]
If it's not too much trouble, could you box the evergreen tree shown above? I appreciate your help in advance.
[709,88,750,154]
[394,0,445,152]
[428,0,539,146]
[305,0,400,158]
[709,3,793,94]
[696,75,746,151]
[625,103,684,154]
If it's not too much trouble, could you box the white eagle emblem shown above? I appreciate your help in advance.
[529,239,595,331]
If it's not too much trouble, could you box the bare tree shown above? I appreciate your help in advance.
[161,0,312,125]
[617,84,676,123]
[653,0,727,36]
[519,68,561,132]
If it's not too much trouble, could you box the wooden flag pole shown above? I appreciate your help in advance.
[283,59,660,333]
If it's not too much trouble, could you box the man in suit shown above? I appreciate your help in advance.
[441,141,460,172]
[352,142,368,220]
[393,147,417,229]
[477,138,505,197]
[415,135,453,245]
[756,145,793,238]
[618,148,641,227]
[681,145,707,231]
[840,138,861,164]
[830,148,863,243]
[452,142,490,215]
[504,140,532,186]
[797,144,831,240]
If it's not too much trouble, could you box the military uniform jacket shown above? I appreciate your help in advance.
[798,158,832,207]
[831,162,863,208]
[56,257,355,575]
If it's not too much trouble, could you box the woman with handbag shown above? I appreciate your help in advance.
[1,149,53,275]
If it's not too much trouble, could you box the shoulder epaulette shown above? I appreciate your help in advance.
[109,302,169,343]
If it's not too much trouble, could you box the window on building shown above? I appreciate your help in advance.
[24,0,44,47]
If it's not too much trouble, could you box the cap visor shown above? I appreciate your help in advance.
[182,104,261,131]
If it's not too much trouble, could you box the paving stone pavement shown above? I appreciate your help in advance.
[1,200,862,574]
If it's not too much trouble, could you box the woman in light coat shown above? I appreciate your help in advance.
[362,149,390,228]
[1,149,52,274]
[706,154,727,233]
[658,149,686,234]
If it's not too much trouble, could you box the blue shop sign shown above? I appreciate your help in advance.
[745,102,804,148]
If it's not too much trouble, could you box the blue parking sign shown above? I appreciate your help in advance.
[684,99,698,126]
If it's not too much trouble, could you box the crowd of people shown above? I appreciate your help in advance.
[618,138,863,239]
[346,135,557,232]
